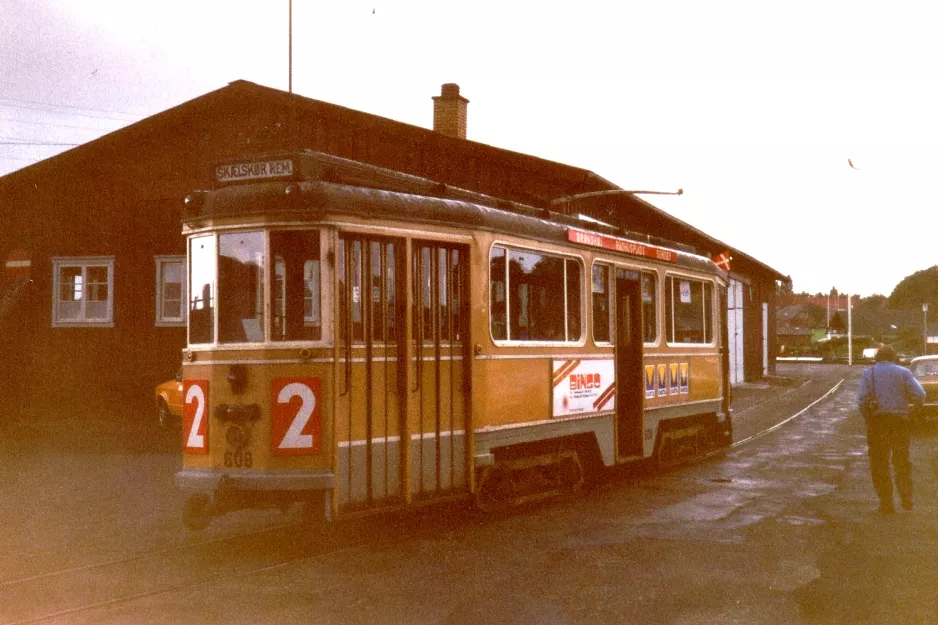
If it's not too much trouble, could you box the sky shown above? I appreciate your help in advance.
[3,0,937,298]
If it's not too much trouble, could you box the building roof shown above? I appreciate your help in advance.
[0,79,786,282]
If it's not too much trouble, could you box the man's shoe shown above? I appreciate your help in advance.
[879,502,896,515]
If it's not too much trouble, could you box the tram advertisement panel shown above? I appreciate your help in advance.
[183,380,209,454]
[271,377,322,455]
[552,359,615,417]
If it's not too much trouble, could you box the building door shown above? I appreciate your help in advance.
[615,269,644,458]
[762,302,769,376]
[727,278,745,384]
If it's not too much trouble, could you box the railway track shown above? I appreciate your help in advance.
[1,375,848,624]
[0,517,374,625]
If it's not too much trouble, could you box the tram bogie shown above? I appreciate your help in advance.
[475,436,587,512]
[173,151,733,529]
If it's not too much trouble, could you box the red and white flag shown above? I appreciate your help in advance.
[712,250,732,271]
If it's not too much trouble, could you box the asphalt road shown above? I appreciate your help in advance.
[4,363,937,624]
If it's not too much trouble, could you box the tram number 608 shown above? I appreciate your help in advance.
[224,450,253,468]
[271,377,322,455]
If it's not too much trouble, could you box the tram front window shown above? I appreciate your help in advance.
[218,231,265,343]
[189,235,216,344]
[271,230,322,341]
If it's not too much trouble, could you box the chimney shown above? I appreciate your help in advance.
[432,83,469,140]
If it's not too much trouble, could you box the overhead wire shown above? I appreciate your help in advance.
[2,116,129,132]
[0,96,141,172]
[0,96,144,121]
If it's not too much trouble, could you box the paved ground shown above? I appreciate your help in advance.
[4,363,938,624]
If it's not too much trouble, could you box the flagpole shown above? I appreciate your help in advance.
[848,293,853,365]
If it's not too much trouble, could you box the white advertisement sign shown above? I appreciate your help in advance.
[552,359,615,417]
[679,280,692,303]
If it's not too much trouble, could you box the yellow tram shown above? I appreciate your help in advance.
[174,151,732,530]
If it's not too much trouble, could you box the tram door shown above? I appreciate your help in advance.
[337,236,407,511]
[411,242,471,500]
[615,270,644,458]
[336,235,470,512]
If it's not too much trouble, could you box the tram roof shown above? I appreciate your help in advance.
[187,173,720,277]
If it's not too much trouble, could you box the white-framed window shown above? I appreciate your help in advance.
[155,255,187,327]
[489,244,582,343]
[591,263,612,344]
[665,275,714,344]
[52,257,115,327]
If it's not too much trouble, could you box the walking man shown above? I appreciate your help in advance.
[856,345,925,514]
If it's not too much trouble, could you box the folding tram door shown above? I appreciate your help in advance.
[336,234,470,514]
[411,241,471,502]
[615,269,644,458]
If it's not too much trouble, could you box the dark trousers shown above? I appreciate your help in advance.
[866,414,913,506]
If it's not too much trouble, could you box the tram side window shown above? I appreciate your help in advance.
[665,276,713,344]
[339,237,398,344]
[372,240,397,343]
[592,264,611,344]
[642,272,658,343]
[189,236,216,344]
[271,230,322,342]
[489,245,582,342]
[218,232,265,343]
[490,247,507,340]
[415,244,461,343]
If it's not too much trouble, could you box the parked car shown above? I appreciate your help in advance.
[910,355,938,419]
[154,370,183,428]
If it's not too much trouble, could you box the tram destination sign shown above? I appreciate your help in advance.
[567,228,677,263]
[215,158,294,183]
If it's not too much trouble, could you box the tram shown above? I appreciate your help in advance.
[174,150,732,530]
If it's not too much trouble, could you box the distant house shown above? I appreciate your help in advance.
[0,80,787,418]
[777,327,814,353]
[776,305,821,352]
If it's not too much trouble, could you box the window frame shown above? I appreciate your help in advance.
[187,228,330,347]
[640,269,660,346]
[664,273,715,346]
[155,255,187,327]
[51,256,115,328]
[488,242,584,345]
[272,229,325,344]
[591,261,613,345]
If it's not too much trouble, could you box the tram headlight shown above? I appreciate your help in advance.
[183,191,205,217]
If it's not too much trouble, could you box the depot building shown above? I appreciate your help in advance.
[0,81,787,419]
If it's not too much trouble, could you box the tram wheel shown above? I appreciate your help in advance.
[475,467,511,513]
[558,455,584,495]
[184,494,213,531]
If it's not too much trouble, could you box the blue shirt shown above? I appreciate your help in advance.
[857,361,925,417]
